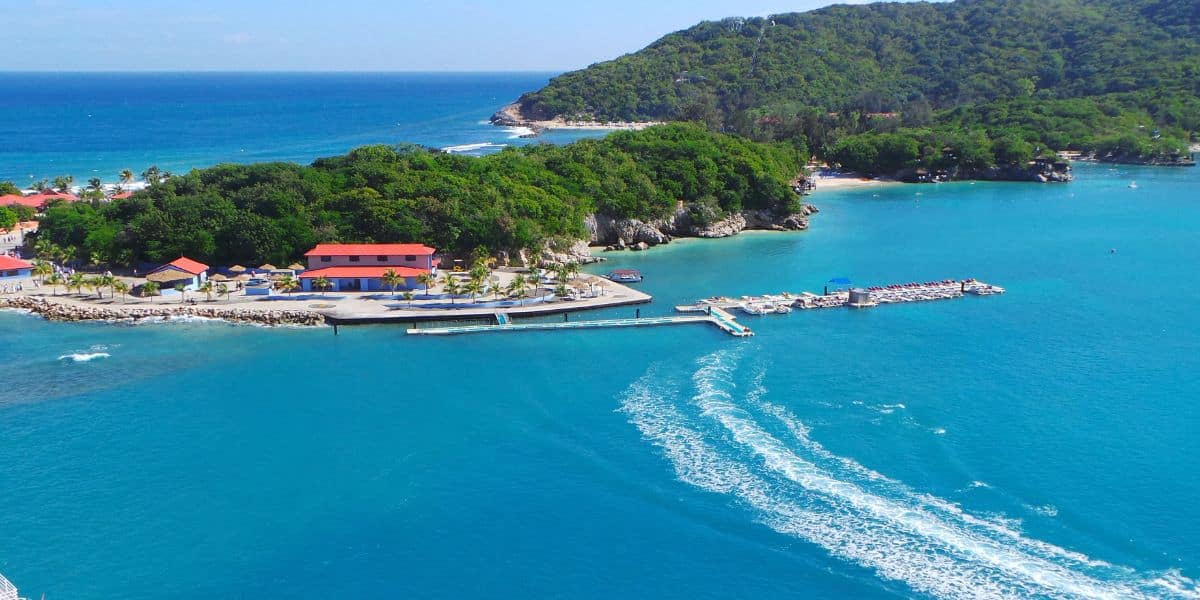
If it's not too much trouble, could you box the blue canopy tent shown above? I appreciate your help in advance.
[826,277,851,295]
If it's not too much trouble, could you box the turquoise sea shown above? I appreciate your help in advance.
[2,74,1200,599]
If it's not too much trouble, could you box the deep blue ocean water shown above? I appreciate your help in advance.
[1,74,1199,599]
[0,72,604,183]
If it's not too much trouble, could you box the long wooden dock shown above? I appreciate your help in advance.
[406,306,753,337]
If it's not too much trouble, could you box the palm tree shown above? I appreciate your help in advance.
[142,280,160,301]
[313,276,331,295]
[198,280,215,302]
[119,169,134,184]
[141,166,160,185]
[505,276,526,306]
[87,177,103,193]
[381,268,403,298]
[465,278,484,303]
[52,175,74,193]
[67,272,85,295]
[45,273,64,296]
[32,179,49,192]
[442,276,460,305]
[525,268,542,298]
[174,283,187,303]
[555,281,570,300]
[217,283,230,302]
[95,273,115,298]
[113,280,130,303]
[416,272,436,297]
[402,290,415,308]
[566,262,580,280]
[31,260,52,283]
[277,275,299,295]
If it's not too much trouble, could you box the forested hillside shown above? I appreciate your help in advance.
[515,0,1198,163]
[34,125,805,267]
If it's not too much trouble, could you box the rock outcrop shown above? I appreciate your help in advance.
[0,296,325,326]
[588,204,818,252]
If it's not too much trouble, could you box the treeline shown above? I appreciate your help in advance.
[34,124,806,267]
[514,0,1198,167]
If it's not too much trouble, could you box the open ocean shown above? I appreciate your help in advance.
[0,72,604,184]
[2,74,1199,599]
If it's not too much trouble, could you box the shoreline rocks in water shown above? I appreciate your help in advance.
[587,204,819,252]
[0,296,325,326]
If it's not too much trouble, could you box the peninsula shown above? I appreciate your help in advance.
[500,0,1198,177]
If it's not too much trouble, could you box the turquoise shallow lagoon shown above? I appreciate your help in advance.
[2,162,1198,598]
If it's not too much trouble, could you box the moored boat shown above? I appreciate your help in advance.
[607,269,643,283]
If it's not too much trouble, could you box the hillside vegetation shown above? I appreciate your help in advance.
[35,125,806,267]
[516,0,1199,165]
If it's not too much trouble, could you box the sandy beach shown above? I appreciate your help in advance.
[807,167,900,192]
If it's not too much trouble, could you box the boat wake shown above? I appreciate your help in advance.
[58,351,109,363]
[619,349,1198,599]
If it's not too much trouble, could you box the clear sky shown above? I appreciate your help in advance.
[3,0,884,71]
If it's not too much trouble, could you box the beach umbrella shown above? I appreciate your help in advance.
[233,273,251,281]
[210,273,230,282]
[259,263,277,271]
[287,262,305,270]
[229,265,247,273]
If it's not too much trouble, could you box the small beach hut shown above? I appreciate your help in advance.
[0,255,34,280]
[146,256,209,291]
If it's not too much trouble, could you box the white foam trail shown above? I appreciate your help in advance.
[619,350,1199,600]
[58,352,109,362]
[441,142,507,153]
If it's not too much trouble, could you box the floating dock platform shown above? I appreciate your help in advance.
[406,306,753,337]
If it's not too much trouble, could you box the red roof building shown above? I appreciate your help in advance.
[0,255,33,279]
[299,243,437,293]
[0,192,78,210]
[304,243,435,257]
[146,256,210,289]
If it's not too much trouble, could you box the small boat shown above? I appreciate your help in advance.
[607,269,643,283]
[1129,181,1138,189]
[773,303,793,314]
[738,302,771,315]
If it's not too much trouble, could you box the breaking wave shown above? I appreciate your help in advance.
[619,349,1198,599]
[441,142,507,154]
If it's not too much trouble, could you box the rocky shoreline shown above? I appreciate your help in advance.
[586,205,819,252]
[0,296,326,326]
[489,102,662,136]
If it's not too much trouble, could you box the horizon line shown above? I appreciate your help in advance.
[0,69,570,74]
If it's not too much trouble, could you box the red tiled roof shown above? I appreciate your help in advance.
[0,255,33,270]
[299,266,429,279]
[303,243,435,257]
[0,193,77,209]
[0,194,42,208]
[111,191,134,200]
[151,256,209,275]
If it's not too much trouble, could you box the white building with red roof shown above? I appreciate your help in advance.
[299,243,437,292]
[145,256,210,291]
